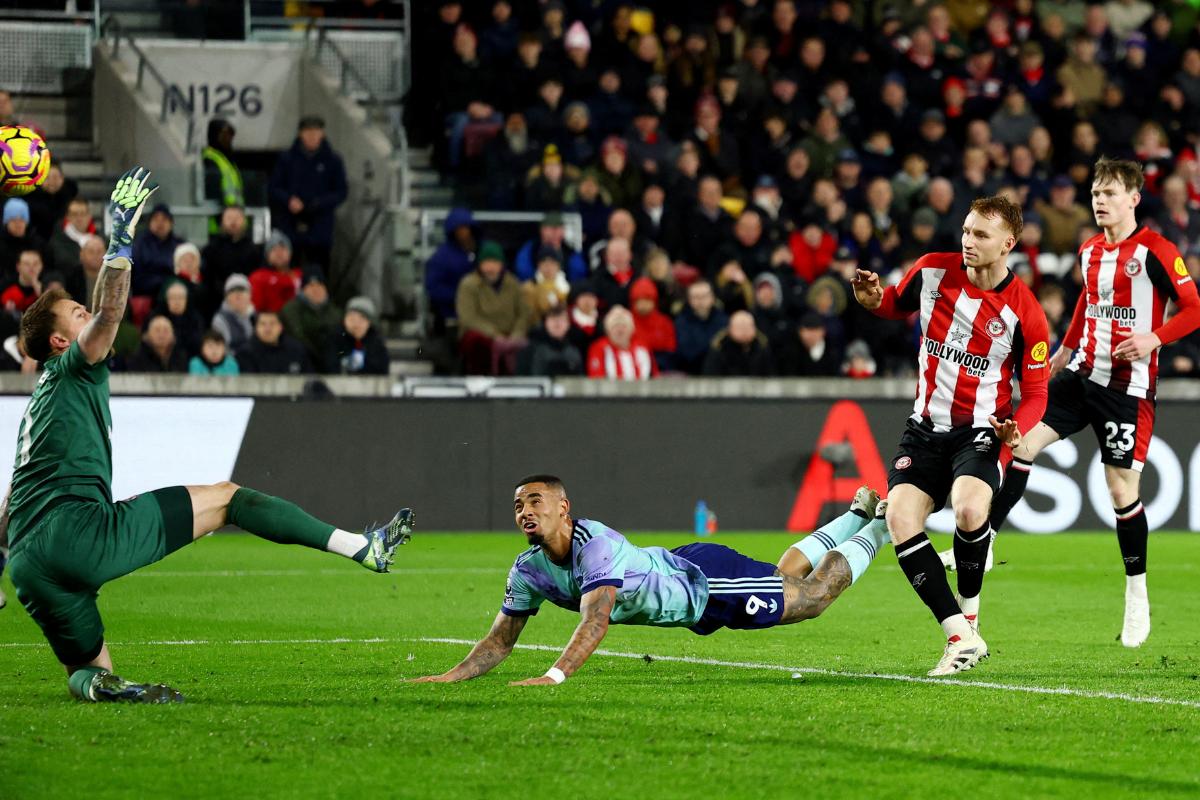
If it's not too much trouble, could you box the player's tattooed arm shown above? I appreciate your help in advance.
[510,585,616,686]
[76,257,132,364]
[409,611,528,683]
[79,167,157,364]
[778,554,852,623]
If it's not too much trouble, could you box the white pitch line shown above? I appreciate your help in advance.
[1,634,1196,710]
[415,637,1200,710]
[127,567,506,578]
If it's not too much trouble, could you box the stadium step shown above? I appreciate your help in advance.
[12,94,91,141]
[388,359,434,377]
[385,336,424,361]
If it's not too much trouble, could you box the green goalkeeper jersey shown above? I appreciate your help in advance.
[8,340,113,547]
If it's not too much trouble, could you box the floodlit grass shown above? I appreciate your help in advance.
[2,531,1198,799]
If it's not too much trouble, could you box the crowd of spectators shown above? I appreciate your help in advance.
[0,103,387,377]
[419,0,1200,379]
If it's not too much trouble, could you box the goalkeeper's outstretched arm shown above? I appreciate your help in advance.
[78,167,157,365]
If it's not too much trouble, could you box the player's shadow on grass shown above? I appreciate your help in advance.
[823,739,1198,793]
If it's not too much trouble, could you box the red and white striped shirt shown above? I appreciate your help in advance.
[586,337,657,380]
[1064,226,1200,399]
[873,253,1050,433]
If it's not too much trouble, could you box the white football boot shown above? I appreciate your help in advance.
[927,630,989,677]
[1120,585,1150,648]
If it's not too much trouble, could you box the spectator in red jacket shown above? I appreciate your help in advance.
[788,220,836,283]
[1,249,43,315]
[586,305,656,380]
[249,230,301,313]
[628,276,676,370]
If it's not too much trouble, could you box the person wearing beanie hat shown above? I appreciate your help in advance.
[0,196,46,278]
[202,117,244,235]
[596,135,642,209]
[248,229,301,314]
[280,263,342,369]
[130,201,184,299]
[628,276,676,370]
[521,244,571,323]
[212,273,255,353]
[173,242,203,285]
[750,270,793,370]
[564,20,590,53]
[325,295,388,375]
[268,99,347,269]
[455,240,533,375]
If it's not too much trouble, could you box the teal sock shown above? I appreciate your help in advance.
[68,666,107,701]
[227,488,335,551]
[831,518,891,585]
[791,509,871,570]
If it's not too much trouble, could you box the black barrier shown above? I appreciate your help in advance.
[231,399,1200,533]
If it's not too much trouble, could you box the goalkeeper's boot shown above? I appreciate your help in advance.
[1120,585,1151,648]
[359,508,415,573]
[75,670,185,704]
[927,629,989,677]
[850,486,879,519]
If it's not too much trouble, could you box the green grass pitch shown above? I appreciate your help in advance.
[2,531,1198,799]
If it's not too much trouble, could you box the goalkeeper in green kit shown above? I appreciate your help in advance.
[0,168,414,703]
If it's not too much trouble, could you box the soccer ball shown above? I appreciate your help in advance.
[0,126,51,197]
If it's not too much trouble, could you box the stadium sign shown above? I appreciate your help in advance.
[137,41,303,150]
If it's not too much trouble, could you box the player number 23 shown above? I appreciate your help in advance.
[1104,422,1135,452]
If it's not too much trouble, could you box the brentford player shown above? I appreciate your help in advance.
[852,196,1050,676]
[983,158,1200,647]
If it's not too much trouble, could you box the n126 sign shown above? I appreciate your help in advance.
[166,83,263,117]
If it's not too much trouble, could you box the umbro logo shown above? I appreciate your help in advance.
[912,572,926,588]
[1123,556,1142,564]
[929,290,941,300]
[959,560,980,570]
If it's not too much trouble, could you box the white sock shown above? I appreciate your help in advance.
[1125,573,1147,599]
[958,594,980,617]
[326,528,369,560]
[941,613,973,640]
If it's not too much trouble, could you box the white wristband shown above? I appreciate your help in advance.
[544,667,566,684]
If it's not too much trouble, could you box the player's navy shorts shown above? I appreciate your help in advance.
[887,418,1004,511]
[670,542,785,635]
[1041,369,1155,472]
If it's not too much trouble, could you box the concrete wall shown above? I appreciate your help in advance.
[92,43,193,207]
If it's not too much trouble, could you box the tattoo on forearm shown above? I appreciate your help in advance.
[92,261,131,325]
[448,614,526,680]
[554,588,615,677]
[777,554,852,624]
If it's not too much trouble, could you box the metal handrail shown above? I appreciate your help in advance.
[99,14,197,153]
[305,21,408,207]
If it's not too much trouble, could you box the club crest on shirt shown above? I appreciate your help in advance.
[894,456,912,470]
[985,316,1007,338]
[1123,258,1142,277]
[1175,256,1189,277]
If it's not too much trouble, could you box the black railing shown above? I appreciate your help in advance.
[99,14,197,152]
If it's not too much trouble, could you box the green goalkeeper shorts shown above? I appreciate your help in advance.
[7,487,193,666]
